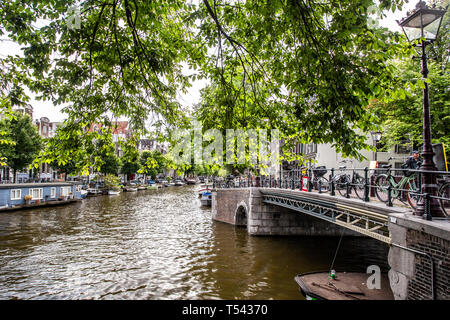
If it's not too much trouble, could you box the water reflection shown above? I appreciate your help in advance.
[0,185,389,300]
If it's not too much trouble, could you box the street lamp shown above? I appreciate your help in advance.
[371,131,382,162]
[397,1,448,218]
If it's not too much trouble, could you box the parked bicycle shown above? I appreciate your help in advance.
[331,160,365,199]
[311,165,329,192]
[438,178,450,216]
[374,157,419,208]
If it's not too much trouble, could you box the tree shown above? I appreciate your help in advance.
[104,174,121,190]
[139,150,167,179]
[0,112,42,182]
[1,0,413,168]
[369,0,450,166]
[120,139,140,181]
[120,160,140,181]
[370,59,449,165]
[43,124,87,180]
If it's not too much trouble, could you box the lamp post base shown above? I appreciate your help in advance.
[414,189,446,218]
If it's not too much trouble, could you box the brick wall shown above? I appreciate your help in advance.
[212,189,250,225]
[406,229,449,300]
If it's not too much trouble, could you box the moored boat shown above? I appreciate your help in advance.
[186,179,196,185]
[137,186,147,190]
[197,187,211,197]
[294,271,394,300]
[108,189,121,195]
[124,187,138,192]
[80,189,88,199]
[87,188,101,196]
[200,191,212,207]
[174,179,184,186]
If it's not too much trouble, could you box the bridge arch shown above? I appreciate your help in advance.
[234,201,248,227]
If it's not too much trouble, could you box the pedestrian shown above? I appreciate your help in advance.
[405,150,422,170]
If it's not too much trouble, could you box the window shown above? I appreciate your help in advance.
[306,143,317,155]
[11,189,21,200]
[395,144,411,154]
[60,186,71,196]
[29,188,43,200]
[50,187,56,198]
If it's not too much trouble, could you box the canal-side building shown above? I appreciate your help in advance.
[280,133,412,179]
[0,182,83,210]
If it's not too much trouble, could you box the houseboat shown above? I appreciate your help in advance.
[0,182,83,212]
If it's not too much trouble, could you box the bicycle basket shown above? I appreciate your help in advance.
[401,163,412,177]
[314,166,327,177]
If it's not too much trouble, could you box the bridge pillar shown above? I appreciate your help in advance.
[388,213,450,300]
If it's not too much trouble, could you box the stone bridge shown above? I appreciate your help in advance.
[211,187,450,300]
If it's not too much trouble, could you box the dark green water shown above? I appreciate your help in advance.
[0,185,389,299]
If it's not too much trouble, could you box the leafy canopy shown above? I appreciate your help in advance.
[0,0,414,167]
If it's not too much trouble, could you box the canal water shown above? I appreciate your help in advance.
[0,185,390,300]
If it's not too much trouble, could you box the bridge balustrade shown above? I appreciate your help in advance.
[211,166,450,220]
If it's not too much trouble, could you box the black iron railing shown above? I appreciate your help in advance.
[212,166,450,220]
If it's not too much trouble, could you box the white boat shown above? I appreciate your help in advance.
[174,179,184,186]
[147,184,159,190]
[200,191,212,207]
[80,190,88,199]
[137,186,147,190]
[124,187,138,192]
[197,187,211,197]
[108,190,121,195]
[87,188,100,196]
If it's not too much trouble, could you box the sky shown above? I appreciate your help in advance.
[0,1,420,123]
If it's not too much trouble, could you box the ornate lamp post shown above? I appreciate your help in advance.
[397,1,448,218]
[371,131,382,162]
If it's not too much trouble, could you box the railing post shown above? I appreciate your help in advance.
[308,169,313,192]
[330,168,335,196]
[364,167,370,202]
[423,193,433,221]
[387,168,393,207]
[346,179,350,198]
[318,179,322,194]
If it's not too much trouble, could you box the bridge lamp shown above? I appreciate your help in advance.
[397,1,447,43]
[371,131,382,162]
[397,1,448,218]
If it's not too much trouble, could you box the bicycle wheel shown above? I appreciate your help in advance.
[406,177,421,209]
[353,175,366,200]
[336,175,349,197]
[438,182,450,216]
[375,174,390,203]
